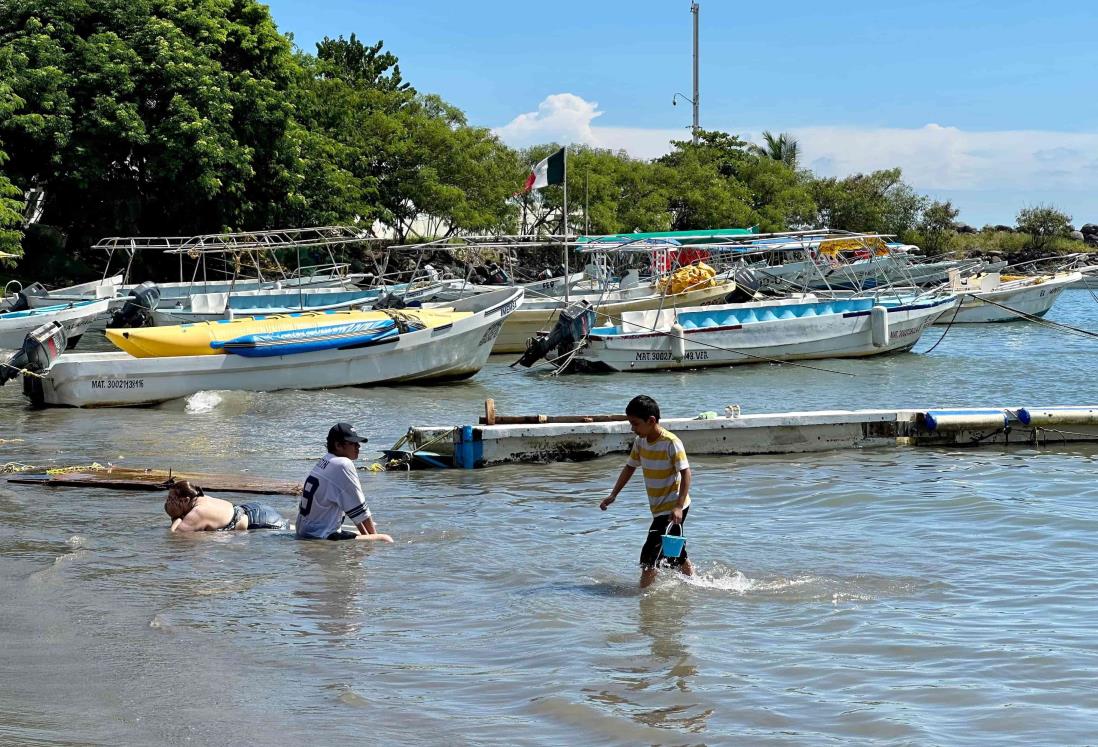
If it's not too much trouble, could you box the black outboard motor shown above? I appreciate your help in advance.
[514,300,596,368]
[0,321,67,386]
[372,291,408,310]
[2,282,48,312]
[109,281,160,328]
[725,268,767,303]
[485,262,509,285]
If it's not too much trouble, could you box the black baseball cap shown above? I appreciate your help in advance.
[329,422,368,444]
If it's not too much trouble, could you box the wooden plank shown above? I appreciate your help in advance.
[7,467,300,496]
[477,400,627,425]
[478,414,629,425]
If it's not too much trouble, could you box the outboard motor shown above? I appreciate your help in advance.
[480,262,508,285]
[1,321,67,386]
[109,281,160,328]
[2,281,48,312]
[372,291,408,310]
[515,300,596,369]
[725,268,767,303]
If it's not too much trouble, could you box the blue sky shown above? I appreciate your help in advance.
[265,0,1098,227]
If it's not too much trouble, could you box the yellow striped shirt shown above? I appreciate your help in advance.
[626,427,691,516]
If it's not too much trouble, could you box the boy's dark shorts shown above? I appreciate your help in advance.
[327,530,360,540]
[639,507,689,569]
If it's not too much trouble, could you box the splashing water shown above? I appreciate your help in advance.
[184,391,223,413]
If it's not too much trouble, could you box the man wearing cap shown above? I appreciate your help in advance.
[297,423,394,542]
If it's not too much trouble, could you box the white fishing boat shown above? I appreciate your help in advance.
[5,288,522,407]
[939,270,1082,323]
[25,226,378,309]
[16,275,125,310]
[539,293,958,373]
[148,280,453,325]
[0,299,110,351]
[1064,265,1098,289]
[424,272,588,303]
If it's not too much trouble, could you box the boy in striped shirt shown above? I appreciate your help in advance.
[600,395,695,588]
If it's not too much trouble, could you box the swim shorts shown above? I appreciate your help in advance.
[639,507,689,569]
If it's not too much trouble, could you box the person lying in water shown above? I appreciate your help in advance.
[164,480,289,532]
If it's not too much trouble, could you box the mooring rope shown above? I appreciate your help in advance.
[963,293,1098,339]
[919,296,963,354]
[0,360,48,379]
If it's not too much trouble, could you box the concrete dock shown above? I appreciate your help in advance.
[399,406,1098,468]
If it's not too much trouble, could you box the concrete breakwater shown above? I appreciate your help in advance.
[400,406,1098,468]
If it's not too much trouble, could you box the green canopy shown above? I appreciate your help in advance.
[577,227,757,246]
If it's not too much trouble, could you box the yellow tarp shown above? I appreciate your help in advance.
[817,237,889,257]
[658,262,718,295]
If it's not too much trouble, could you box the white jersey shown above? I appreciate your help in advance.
[296,453,372,539]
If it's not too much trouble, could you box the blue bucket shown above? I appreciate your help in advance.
[660,524,686,558]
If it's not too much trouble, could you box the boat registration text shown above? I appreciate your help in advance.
[635,350,710,361]
[91,379,145,389]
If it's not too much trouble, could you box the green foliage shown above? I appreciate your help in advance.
[297,37,522,241]
[813,168,927,239]
[0,0,305,256]
[752,131,799,170]
[918,199,959,255]
[0,49,24,260]
[1015,204,1073,253]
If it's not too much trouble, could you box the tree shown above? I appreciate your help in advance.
[752,131,800,170]
[813,168,926,238]
[0,49,23,260]
[658,135,756,230]
[295,36,521,241]
[919,200,959,255]
[1015,204,1073,254]
[0,0,307,277]
[520,145,671,236]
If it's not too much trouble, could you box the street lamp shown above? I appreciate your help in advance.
[671,3,700,144]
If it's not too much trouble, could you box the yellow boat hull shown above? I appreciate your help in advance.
[106,308,468,358]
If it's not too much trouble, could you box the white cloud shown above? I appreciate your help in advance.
[492,93,604,149]
[790,123,1098,192]
[492,93,682,157]
[494,94,1098,223]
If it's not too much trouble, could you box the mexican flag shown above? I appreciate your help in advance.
[522,147,565,193]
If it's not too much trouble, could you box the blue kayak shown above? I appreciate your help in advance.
[212,319,399,357]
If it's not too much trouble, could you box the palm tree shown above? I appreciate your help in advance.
[752,131,799,170]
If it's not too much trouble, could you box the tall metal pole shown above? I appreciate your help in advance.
[691,2,700,144]
[563,146,569,302]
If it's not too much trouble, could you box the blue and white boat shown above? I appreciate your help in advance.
[0,299,110,351]
[556,293,959,372]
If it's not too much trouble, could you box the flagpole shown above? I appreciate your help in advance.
[563,146,569,303]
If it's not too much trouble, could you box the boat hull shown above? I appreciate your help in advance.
[0,299,111,350]
[23,288,522,407]
[940,272,1079,323]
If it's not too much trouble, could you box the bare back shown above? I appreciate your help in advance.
[171,494,238,532]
